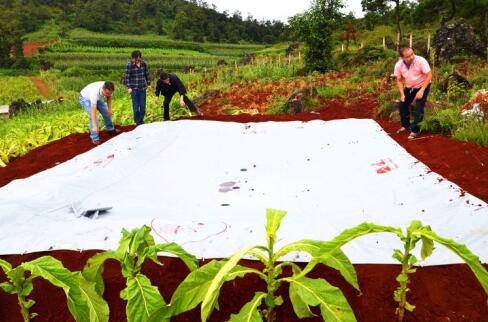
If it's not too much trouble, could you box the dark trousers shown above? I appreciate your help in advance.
[400,83,430,134]
[131,89,146,125]
[163,92,197,120]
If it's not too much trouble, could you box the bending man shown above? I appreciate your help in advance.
[394,46,432,139]
[79,81,118,145]
[154,72,200,121]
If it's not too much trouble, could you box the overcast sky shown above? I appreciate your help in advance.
[206,0,364,22]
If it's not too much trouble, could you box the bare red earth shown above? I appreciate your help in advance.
[1,88,488,321]
[23,41,46,57]
[29,77,50,98]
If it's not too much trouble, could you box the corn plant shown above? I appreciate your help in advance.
[0,256,108,322]
[82,225,198,322]
[389,220,488,322]
[151,209,387,322]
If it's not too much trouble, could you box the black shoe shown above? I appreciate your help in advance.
[108,127,121,134]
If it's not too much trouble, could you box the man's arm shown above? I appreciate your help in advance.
[144,62,151,87]
[106,96,112,117]
[124,63,132,93]
[396,75,405,102]
[416,71,432,99]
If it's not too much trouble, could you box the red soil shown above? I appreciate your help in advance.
[29,77,50,98]
[1,84,488,321]
[23,42,46,57]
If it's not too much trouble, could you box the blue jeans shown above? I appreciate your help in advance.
[400,84,431,134]
[79,96,114,141]
[131,89,146,125]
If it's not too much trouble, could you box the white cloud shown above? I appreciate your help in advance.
[206,0,364,23]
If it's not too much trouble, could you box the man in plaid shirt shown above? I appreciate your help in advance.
[124,50,151,125]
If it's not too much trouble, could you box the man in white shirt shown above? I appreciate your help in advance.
[79,81,118,145]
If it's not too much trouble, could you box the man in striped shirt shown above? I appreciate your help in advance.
[394,46,432,139]
[124,50,151,125]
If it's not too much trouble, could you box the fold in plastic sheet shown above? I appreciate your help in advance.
[0,119,487,265]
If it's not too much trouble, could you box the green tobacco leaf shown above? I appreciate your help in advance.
[82,251,119,296]
[201,245,260,322]
[420,236,434,260]
[129,225,155,256]
[317,249,360,292]
[286,276,356,322]
[228,292,266,322]
[121,273,166,322]
[289,281,315,319]
[152,243,199,271]
[170,261,258,317]
[0,258,12,273]
[0,282,16,294]
[22,256,109,322]
[414,229,488,295]
[265,209,287,243]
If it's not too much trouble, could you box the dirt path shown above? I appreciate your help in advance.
[23,41,46,57]
[29,77,50,98]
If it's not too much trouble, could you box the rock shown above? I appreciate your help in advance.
[461,90,488,119]
[183,65,196,73]
[192,89,222,108]
[284,87,318,114]
[285,42,300,56]
[217,59,227,66]
[39,60,53,71]
[239,53,254,65]
[439,72,471,93]
[389,109,401,122]
[433,19,486,65]
[9,99,30,116]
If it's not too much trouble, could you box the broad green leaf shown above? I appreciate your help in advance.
[316,249,360,292]
[414,229,488,295]
[116,228,134,257]
[121,273,166,322]
[201,245,260,322]
[22,256,109,322]
[289,282,315,319]
[147,305,172,322]
[265,209,287,243]
[276,222,401,259]
[152,243,199,271]
[286,276,356,322]
[0,258,12,273]
[129,225,154,256]
[228,292,266,322]
[0,282,16,294]
[420,236,434,260]
[82,251,119,296]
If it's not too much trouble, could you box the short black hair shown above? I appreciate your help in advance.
[159,72,169,80]
[131,50,142,59]
[103,81,115,92]
[399,46,413,57]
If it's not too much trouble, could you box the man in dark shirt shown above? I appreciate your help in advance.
[124,50,151,125]
[154,72,200,121]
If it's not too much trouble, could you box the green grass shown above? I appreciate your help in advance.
[316,85,347,99]
[0,76,44,105]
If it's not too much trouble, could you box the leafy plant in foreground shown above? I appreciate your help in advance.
[82,225,198,322]
[0,256,108,322]
[389,221,488,322]
[154,209,386,322]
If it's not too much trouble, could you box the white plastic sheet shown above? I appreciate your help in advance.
[0,119,486,265]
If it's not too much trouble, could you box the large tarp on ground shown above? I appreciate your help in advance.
[0,119,487,265]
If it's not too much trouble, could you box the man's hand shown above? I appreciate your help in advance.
[93,125,99,134]
[416,90,424,100]
[154,98,159,106]
[128,88,133,94]
[108,108,113,117]
[400,94,405,102]
[179,96,186,107]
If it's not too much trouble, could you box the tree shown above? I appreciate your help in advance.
[362,0,402,38]
[290,0,344,72]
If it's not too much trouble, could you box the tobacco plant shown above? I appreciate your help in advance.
[390,221,488,322]
[82,225,198,322]
[152,209,393,322]
[0,256,108,322]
